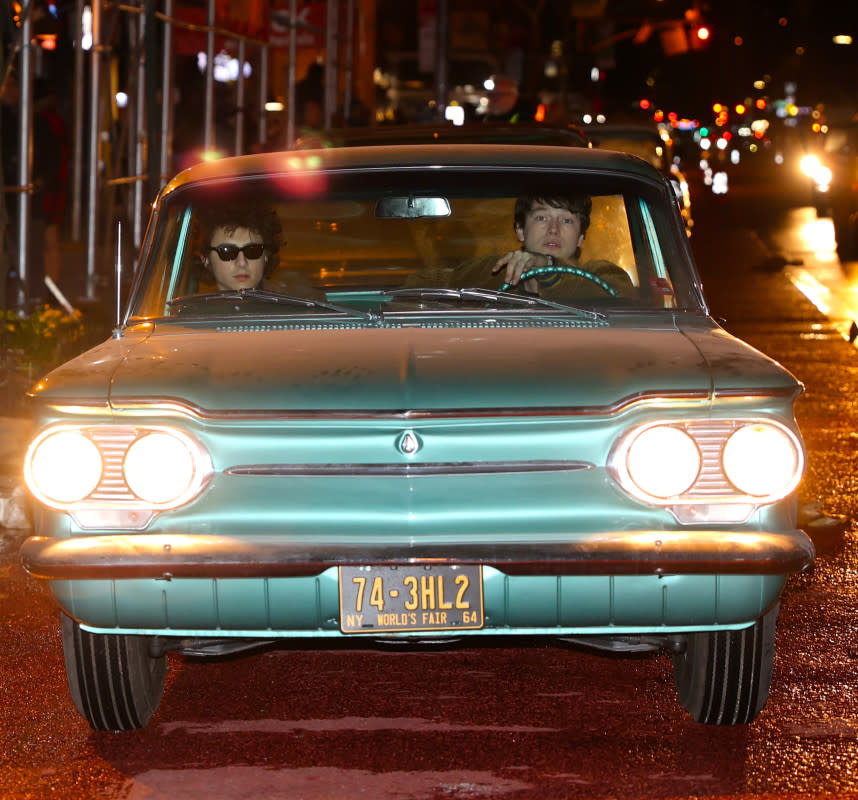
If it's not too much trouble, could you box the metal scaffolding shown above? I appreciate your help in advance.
[3,0,354,309]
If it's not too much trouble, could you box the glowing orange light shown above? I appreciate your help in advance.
[695,25,710,41]
[713,103,723,113]
[653,110,664,122]
[535,103,546,122]
[755,98,766,110]
[735,103,746,114]
[639,98,651,110]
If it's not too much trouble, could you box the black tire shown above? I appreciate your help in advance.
[671,604,778,725]
[61,613,167,731]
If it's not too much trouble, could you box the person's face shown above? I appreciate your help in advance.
[515,202,584,261]
[208,226,266,290]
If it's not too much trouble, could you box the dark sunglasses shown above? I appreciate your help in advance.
[209,243,265,261]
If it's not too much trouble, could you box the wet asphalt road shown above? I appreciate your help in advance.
[2,164,858,799]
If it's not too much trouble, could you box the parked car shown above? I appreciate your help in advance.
[294,121,590,150]
[584,121,694,235]
[21,144,812,731]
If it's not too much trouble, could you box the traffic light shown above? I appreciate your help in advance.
[691,24,710,49]
[685,7,710,49]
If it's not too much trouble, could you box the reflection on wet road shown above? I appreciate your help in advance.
[775,206,858,343]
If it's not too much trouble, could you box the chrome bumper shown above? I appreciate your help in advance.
[21,530,815,580]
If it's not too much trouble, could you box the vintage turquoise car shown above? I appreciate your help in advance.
[20,145,813,731]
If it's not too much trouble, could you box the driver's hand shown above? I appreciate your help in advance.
[492,251,547,293]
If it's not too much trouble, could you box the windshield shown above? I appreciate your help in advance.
[130,165,700,321]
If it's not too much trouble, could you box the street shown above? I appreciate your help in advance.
[2,163,858,799]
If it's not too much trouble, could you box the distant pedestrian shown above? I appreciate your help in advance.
[34,78,69,291]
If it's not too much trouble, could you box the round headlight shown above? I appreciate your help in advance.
[26,430,103,504]
[123,431,198,505]
[722,423,802,498]
[626,425,701,499]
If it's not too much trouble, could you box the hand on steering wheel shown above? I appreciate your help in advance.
[499,266,619,296]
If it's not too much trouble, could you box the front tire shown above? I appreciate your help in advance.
[61,613,167,731]
[671,604,778,725]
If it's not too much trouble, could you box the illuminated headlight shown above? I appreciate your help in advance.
[812,165,832,189]
[123,431,206,505]
[799,154,821,177]
[24,424,213,518]
[26,428,103,504]
[610,419,805,519]
[722,422,802,498]
[620,424,701,500]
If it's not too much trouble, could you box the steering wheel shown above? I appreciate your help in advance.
[499,265,618,297]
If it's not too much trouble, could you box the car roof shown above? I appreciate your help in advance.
[164,144,665,194]
[296,122,590,149]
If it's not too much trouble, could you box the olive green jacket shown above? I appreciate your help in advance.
[436,253,636,299]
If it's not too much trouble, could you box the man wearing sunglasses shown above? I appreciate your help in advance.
[208,236,268,291]
[198,201,283,291]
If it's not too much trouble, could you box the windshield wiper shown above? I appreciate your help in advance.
[380,287,606,319]
[167,289,376,321]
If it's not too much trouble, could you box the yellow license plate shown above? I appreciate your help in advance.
[338,564,484,634]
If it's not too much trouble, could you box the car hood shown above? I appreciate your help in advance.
[35,320,799,412]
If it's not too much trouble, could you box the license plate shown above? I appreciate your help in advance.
[338,564,484,634]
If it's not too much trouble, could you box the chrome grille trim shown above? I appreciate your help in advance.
[685,420,738,496]
[87,427,138,502]
[226,460,594,477]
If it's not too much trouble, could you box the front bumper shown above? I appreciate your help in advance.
[21,531,813,635]
[21,529,814,580]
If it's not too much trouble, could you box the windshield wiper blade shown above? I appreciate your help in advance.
[167,289,376,321]
[381,287,606,319]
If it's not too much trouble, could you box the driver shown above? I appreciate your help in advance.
[454,192,634,298]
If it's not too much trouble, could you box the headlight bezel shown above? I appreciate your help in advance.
[609,418,805,519]
[24,424,213,523]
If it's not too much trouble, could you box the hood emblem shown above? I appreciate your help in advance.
[397,430,421,456]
